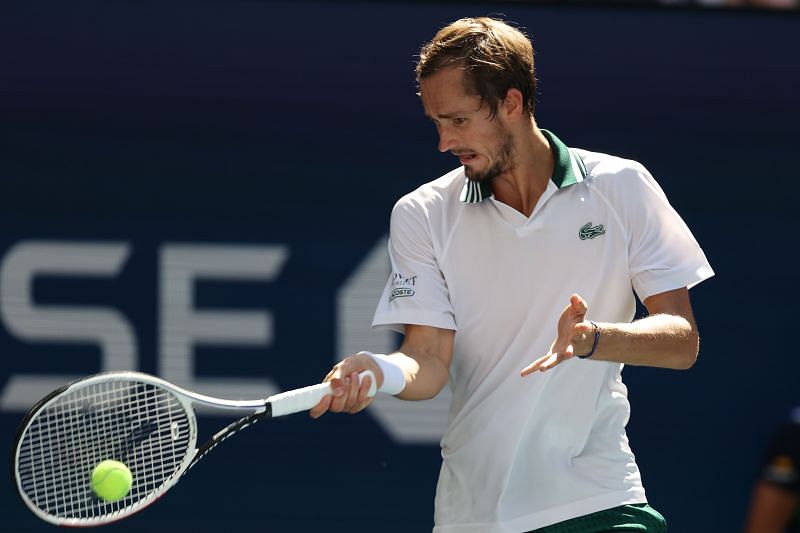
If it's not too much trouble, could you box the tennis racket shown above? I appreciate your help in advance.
[12,369,376,527]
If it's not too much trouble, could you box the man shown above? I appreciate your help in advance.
[310,17,713,532]
[744,408,800,532]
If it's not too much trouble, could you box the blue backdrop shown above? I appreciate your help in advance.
[1,1,799,531]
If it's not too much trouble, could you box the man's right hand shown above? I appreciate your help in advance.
[309,352,383,419]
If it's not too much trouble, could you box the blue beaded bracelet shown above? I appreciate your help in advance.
[577,321,601,359]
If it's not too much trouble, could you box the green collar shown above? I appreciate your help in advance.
[459,129,587,204]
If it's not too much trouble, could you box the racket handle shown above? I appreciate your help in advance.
[268,370,377,417]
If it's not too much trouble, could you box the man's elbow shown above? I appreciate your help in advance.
[672,330,700,370]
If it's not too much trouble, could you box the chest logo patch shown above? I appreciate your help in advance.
[579,222,605,240]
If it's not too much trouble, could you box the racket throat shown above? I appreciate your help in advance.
[187,406,272,472]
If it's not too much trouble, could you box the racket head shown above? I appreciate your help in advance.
[12,372,198,527]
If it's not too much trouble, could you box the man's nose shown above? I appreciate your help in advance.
[438,127,456,153]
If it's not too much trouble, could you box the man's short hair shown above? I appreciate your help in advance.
[416,17,537,119]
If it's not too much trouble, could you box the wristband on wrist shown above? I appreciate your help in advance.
[358,351,406,395]
[576,321,601,360]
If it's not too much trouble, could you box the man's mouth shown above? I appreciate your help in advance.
[454,152,478,165]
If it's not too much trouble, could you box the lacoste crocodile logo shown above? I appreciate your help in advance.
[579,222,605,240]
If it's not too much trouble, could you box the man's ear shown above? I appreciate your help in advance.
[502,88,525,119]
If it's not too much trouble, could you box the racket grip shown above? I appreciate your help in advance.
[268,370,377,417]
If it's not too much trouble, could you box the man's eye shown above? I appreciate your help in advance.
[452,118,466,126]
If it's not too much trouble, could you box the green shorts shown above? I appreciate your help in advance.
[528,503,667,532]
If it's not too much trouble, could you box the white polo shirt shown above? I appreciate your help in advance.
[372,130,713,532]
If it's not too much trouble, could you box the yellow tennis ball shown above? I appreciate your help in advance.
[91,460,132,502]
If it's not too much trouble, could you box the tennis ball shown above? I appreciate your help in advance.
[91,460,132,502]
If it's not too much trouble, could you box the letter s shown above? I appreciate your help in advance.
[0,241,135,411]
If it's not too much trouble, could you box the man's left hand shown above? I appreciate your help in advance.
[520,293,595,376]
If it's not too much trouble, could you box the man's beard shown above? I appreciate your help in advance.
[464,128,514,183]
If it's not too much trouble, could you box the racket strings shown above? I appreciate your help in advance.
[16,379,194,522]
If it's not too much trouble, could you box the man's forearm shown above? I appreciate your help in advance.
[389,349,450,400]
[575,313,699,369]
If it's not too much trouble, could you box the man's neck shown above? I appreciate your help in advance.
[491,125,554,217]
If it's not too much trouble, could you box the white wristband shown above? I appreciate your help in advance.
[358,351,406,395]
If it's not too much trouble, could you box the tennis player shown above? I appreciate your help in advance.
[311,17,713,532]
